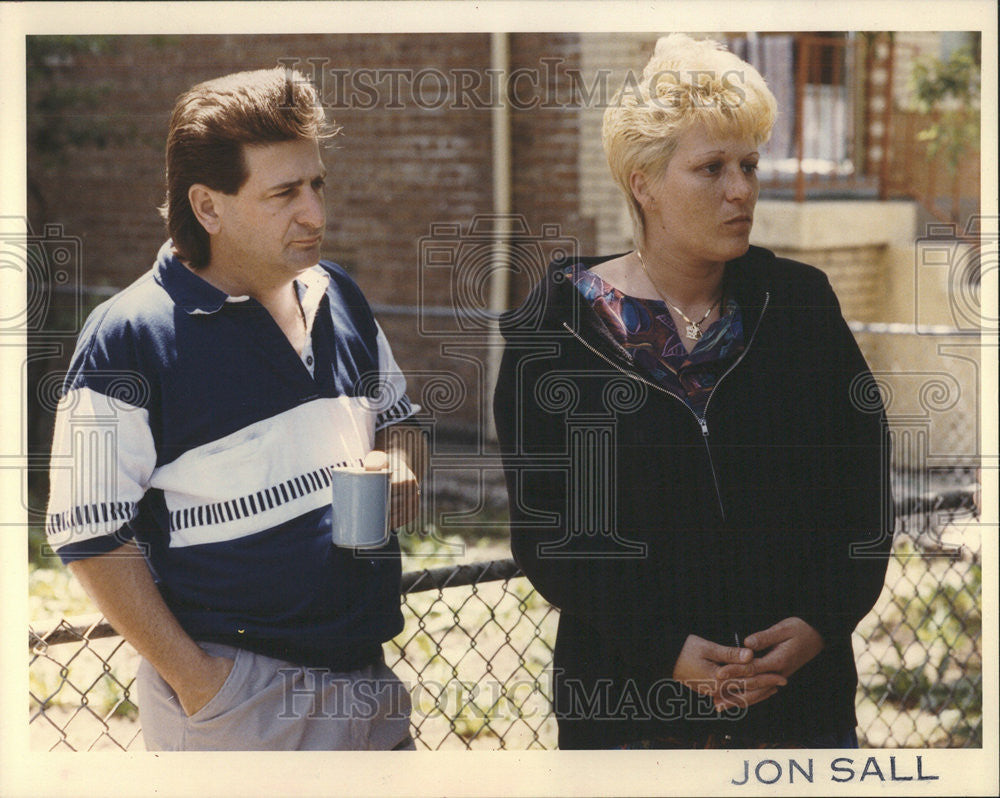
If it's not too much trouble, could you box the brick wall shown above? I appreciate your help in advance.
[27,33,596,434]
[28,34,498,295]
[507,32,595,301]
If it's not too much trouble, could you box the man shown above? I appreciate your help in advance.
[44,67,422,750]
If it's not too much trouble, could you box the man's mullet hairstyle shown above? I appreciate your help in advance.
[160,67,339,269]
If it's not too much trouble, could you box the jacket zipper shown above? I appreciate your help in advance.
[562,292,770,649]
[560,291,770,524]
[694,292,770,520]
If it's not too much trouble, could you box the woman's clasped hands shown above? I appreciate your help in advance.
[673,617,825,712]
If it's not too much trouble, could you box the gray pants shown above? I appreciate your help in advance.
[136,642,414,751]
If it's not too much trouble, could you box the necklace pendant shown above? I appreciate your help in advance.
[686,323,702,341]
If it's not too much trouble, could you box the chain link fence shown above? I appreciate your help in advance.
[27,326,983,751]
[28,487,981,751]
[850,323,983,748]
[855,477,982,747]
[28,558,561,752]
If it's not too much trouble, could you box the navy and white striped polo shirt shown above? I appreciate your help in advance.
[45,241,416,668]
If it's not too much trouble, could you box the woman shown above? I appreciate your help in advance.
[494,34,892,749]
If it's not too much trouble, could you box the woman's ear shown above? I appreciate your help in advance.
[188,184,223,236]
[630,171,653,212]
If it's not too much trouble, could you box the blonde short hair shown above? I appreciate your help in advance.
[602,34,777,245]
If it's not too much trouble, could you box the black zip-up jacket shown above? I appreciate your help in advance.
[494,246,893,748]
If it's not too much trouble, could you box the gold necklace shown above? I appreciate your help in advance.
[636,250,720,341]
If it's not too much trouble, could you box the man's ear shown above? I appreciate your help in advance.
[188,184,224,236]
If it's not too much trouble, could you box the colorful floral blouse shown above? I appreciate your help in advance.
[570,265,745,417]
